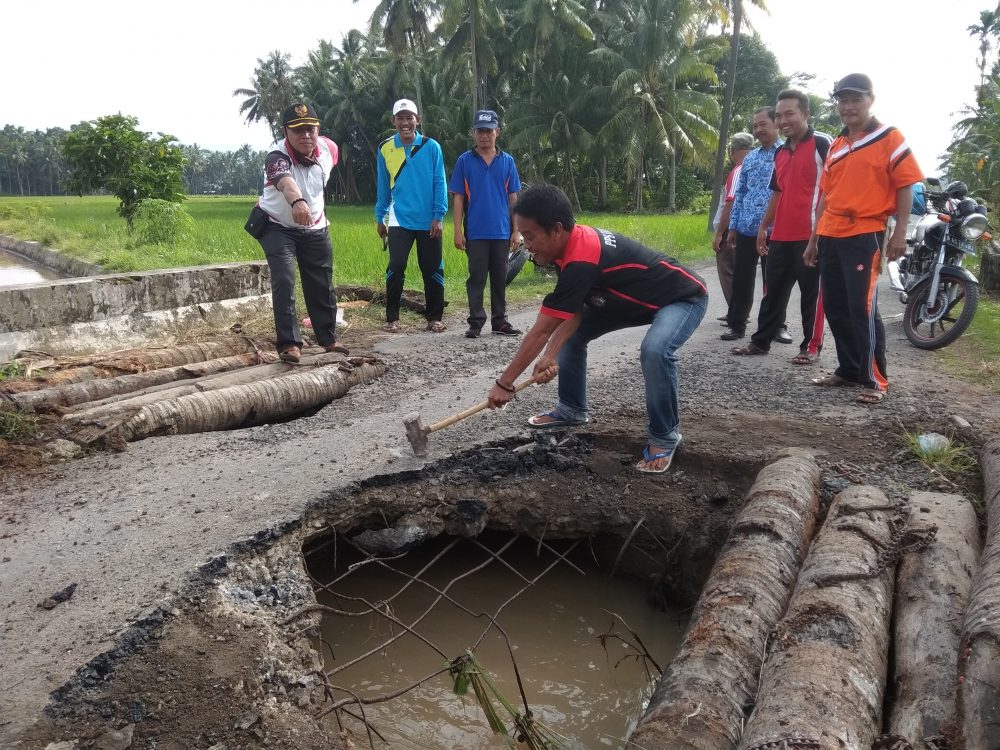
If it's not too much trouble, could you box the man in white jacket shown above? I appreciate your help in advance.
[253,102,346,363]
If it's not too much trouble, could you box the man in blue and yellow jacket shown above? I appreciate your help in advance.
[375,98,449,332]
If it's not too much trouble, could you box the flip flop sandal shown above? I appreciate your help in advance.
[636,442,680,474]
[382,321,401,333]
[811,373,853,387]
[426,320,447,333]
[731,343,768,356]
[527,411,589,429]
[856,388,886,405]
[792,352,819,365]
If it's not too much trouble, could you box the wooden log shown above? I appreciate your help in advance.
[335,284,440,314]
[63,350,357,422]
[2,341,261,393]
[889,492,981,749]
[958,437,1000,750]
[737,486,899,750]
[626,449,821,750]
[83,361,386,444]
[9,352,265,413]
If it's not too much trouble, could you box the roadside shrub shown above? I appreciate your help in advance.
[0,361,25,381]
[132,199,195,245]
[0,407,39,442]
[0,203,52,222]
[688,191,713,214]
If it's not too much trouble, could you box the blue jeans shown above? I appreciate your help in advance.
[552,295,708,447]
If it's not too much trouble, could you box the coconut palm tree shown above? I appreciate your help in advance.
[233,50,299,140]
[593,0,719,209]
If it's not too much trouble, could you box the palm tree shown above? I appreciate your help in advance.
[439,0,506,113]
[593,0,719,209]
[233,51,299,140]
[507,62,594,209]
[361,0,439,56]
[705,0,768,225]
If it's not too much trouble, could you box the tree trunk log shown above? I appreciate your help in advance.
[9,352,265,413]
[99,361,386,444]
[889,492,981,749]
[3,341,261,393]
[958,437,1000,750]
[63,351,359,422]
[627,448,821,750]
[737,486,898,750]
[335,285,437,314]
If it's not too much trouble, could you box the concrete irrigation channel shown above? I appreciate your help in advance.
[2,263,999,749]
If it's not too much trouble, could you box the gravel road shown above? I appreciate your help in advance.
[1,262,997,745]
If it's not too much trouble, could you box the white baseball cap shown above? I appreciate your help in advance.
[392,98,418,116]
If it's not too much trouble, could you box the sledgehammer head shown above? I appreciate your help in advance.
[403,411,430,457]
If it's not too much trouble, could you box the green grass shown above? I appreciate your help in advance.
[0,196,715,305]
[900,429,978,474]
[0,407,39,442]
[935,293,1000,394]
[0,361,25,381]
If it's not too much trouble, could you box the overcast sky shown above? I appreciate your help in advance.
[1,0,987,175]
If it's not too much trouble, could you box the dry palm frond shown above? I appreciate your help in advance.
[449,651,573,750]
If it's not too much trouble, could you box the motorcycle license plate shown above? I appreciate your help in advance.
[948,237,975,254]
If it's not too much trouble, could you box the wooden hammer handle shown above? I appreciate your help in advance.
[428,374,543,433]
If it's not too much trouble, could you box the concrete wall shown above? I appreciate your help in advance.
[0,262,272,361]
[0,234,104,278]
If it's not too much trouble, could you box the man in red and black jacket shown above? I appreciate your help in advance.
[487,184,708,474]
[732,89,831,363]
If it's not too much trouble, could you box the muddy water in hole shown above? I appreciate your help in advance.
[0,250,59,287]
[312,535,686,749]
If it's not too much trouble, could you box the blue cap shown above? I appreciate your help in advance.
[473,110,499,129]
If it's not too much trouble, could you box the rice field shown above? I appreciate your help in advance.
[0,195,714,304]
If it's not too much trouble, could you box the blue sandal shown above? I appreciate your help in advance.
[527,410,589,429]
[636,442,680,474]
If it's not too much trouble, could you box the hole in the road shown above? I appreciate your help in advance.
[301,432,757,748]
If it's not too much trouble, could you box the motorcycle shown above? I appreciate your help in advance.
[888,178,989,350]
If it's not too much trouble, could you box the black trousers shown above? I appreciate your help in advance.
[386,227,445,322]
[750,240,824,353]
[726,232,768,333]
[818,233,888,391]
[465,238,510,330]
[259,224,337,351]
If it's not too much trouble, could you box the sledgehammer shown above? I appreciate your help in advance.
[403,374,543,457]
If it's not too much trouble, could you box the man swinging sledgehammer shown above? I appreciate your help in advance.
[486,185,708,474]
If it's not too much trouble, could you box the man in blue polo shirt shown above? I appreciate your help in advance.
[449,109,523,338]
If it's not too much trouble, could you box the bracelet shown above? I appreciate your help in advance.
[291,198,307,207]
[495,379,516,394]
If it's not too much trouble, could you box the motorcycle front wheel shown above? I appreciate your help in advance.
[902,275,979,350]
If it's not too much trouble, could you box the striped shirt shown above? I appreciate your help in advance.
[817,119,923,237]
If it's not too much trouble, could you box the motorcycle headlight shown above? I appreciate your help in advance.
[961,213,988,239]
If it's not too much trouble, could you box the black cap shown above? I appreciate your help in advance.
[282,102,320,129]
[832,73,873,97]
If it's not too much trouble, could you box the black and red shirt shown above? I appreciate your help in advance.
[541,225,707,323]
[768,129,832,242]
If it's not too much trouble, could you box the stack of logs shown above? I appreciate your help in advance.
[1,341,387,447]
[628,443,1000,750]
